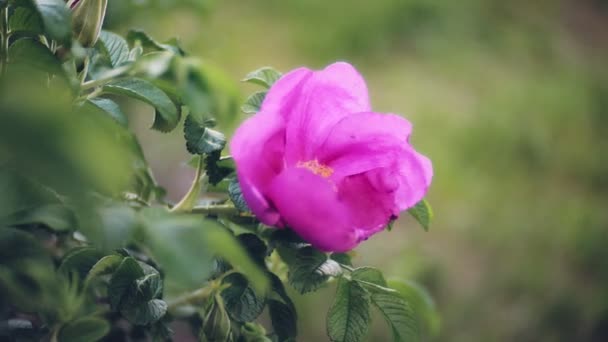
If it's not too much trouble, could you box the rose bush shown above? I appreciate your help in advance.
[232,62,433,252]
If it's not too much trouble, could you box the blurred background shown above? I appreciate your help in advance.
[105,0,608,341]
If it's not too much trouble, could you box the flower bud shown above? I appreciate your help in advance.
[201,295,231,342]
[67,0,108,47]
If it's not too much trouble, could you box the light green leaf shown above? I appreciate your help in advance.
[85,254,124,283]
[87,98,128,126]
[408,199,433,231]
[103,78,179,132]
[327,278,371,342]
[288,246,341,294]
[183,114,226,155]
[58,317,110,342]
[9,6,43,35]
[126,29,182,54]
[2,204,77,232]
[98,30,130,67]
[388,279,440,337]
[242,67,282,88]
[221,273,265,322]
[241,90,266,114]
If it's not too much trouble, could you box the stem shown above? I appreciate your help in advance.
[191,204,240,216]
[170,156,205,213]
[79,55,90,85]
[167,284,216,311]
[80,65,131,90]
[0,5,9,76]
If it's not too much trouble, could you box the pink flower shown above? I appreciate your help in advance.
[230,62,432,252]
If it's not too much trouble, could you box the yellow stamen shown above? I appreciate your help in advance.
[297,159,334,178]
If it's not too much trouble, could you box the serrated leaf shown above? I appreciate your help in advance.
[242,67,282,88]
[228,178,251,213]
[9,6,43,35]
[268,275,297,341]
[327,278,371,342]
[183,114,226,155]
[108,257,144,310]
[103,78,179,132]
[97,30,130,67]
[9,38,62,75]
[58,317,110,342]
[85,254,124,283]
[241,90,266,114]
[408,199,433,231]
[288,247,340,294]
[352,269,418,342]
[221,273,265,322]
[121,299,168,326]
[31,0,72,44]
[87,98,128,126]
[205,152,235,186]
[58,247,104,281]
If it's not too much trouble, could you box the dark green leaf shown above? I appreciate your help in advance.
[288,247,341,294]
[407,199,433,231]
[326,278,371,342]
[86,98,128,126]
[183,114,226,155]
[228,178,251,213]
[330,253,353,267]
[85,254,124,282]
[237,233,268,265]
[98,30,130,67]
[268,274,297,341]
[58,317,110,342]
[241,90,266,114]
[242,67,282,88]
[221,273,265,323]
[3,204,77,232]
[58,247,104,281]
[108,257,144,310]
[31,0,71,44]
[103,78,179,132]
[9,6,43,35]
[121,299,168,326]
[9,38,62,75]
[205,152,235,186]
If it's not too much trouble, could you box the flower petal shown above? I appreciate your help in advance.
[260,67,313,116]
[267,167,359,252]
[230,110,286,226]
[283,62,371,164]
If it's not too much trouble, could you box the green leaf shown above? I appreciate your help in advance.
[388,279,440,337]
[202,295,232,342]
[9,6,43,35]
[237,233,268,265]
[31,0,71,44]
[242,67,282,88]
[108,257,144,310]
[3,203,77,232]
[241,90,266,114]
[288,247,341,294]
[228,178,251,213]
[58,317,110,342]
[9,38,62,75]
[327,278,371,342]
[268,274,297,341]
[408,199,433,231]
[121,299,168,326]
[85,254,124,283]
[205,152,235,186]
[183,114,226,155]
[330,253,353,267]
[126,29,182,54]
[103,78,179,132]
[86,98,128,126]
[58,247,104,281]
[352,269,418,342]
[97,30,130,67]
[221,273,265,323]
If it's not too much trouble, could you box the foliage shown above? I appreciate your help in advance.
[0,1,435,341]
